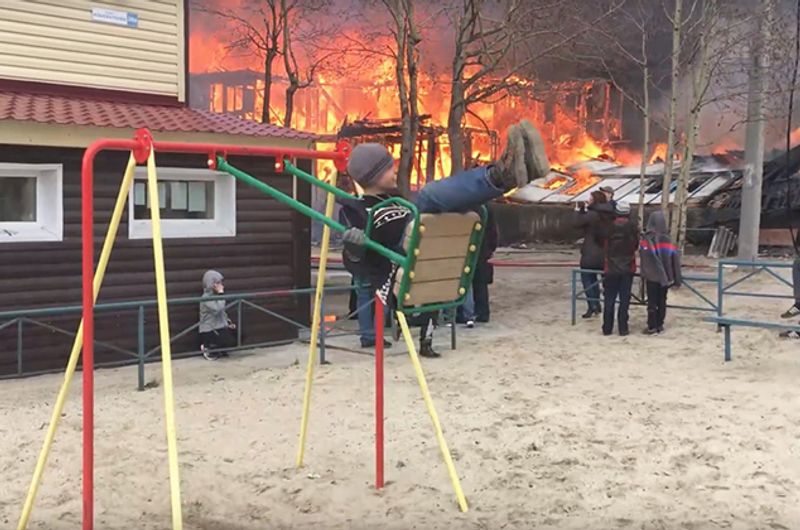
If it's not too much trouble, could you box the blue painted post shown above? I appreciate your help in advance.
[717,263,724,317]
[17,319,23,375]
[137,305,145,391]
[319,293,327,364]
[724,325,732,362]
[236,299,243,347]
[571,270,577,326]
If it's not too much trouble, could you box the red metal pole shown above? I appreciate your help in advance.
[80,139,137,530]
[75,132,349,529]
[374,294,384,490]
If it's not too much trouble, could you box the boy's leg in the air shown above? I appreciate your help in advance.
[415,121,549,214]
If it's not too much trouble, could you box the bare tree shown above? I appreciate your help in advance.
[590,0,666,230]
[280,0,339,127]
[444,0,626,173]
[196,0,285,124]
[660,0,684,217]
[670,0,758,245]
[382,0,422,195]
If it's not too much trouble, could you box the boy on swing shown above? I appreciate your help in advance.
[338,120,549,357]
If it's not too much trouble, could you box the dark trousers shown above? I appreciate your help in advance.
[472,278,490,321]
[602,274,634,335]
[580,272,602,312]
[793,257,800,306]
[646,281,668,331]
[199,327,236,352]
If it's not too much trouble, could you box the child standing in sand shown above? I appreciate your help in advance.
[639,211,682,335]
[199,270,236,360]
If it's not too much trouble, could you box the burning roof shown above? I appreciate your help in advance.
[510,153,744,206]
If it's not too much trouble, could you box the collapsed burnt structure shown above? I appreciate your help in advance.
[497,147,800,248]
[330,117,499,190]
[704,145,800,231]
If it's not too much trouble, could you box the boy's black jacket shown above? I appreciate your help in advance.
[338,192,411,287]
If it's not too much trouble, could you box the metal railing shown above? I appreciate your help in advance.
[570,268,719,325]
[716,259,794,317]
[0,285,360,390]
[1,282,461,389]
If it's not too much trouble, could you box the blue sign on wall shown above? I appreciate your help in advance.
[91,7,139,28]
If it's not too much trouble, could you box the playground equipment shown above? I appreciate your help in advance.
[18,128,482,529]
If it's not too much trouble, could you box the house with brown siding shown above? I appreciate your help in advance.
[0,0,317,376]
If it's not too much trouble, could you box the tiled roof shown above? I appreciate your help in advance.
[0,90,316,140]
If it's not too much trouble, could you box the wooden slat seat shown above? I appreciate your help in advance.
[396,212,481,307]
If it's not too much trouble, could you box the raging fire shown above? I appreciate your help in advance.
[189,5,742,197]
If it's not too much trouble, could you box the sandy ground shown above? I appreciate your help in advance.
[2,250,800,529]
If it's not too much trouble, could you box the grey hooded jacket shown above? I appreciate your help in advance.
[199,270,229,333]
[639,212,682,287]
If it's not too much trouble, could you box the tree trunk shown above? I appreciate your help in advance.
[447,5,468,176]
[406,0,420,186]
[638,62,650,233]
[661,0,682,219]
[261,51,277,124]
[393,8,412,196]
[737,0,772,262]
[284,83,298,127]
[448,72,467,175]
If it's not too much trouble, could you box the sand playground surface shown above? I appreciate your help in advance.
[1,250,799,529]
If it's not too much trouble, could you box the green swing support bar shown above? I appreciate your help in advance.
[215,156,487,314]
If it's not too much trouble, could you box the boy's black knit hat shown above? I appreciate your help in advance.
[347,143,394,187]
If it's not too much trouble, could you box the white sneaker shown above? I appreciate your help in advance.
[466,320,475,328]
[201,345,218,361]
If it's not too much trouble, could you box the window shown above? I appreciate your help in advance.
[0,164,62,243]
[128,168,235,239]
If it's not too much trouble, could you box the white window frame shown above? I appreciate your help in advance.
[128,167,236,239]
[0,163,63,243]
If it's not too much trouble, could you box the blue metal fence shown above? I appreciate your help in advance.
[716,259,794,317]
[0,285,359,390]
[570,268,719,325]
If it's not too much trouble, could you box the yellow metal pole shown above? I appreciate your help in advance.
[17,154,138,530]
[296,170,337,467]
[146,150,183,530]
[396,311,469,512]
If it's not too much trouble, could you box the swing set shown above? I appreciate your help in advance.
[16,128,485,530]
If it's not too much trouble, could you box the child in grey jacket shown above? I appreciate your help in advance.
[639,212,682,335]
[199,270,236,360]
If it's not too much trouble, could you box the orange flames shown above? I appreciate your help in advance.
[564,168,599,195]
[543,175,569,190]
[190,9,712,194]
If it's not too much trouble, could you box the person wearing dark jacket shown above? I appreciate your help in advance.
[574,190,609,318]
[457,207,498,325]
[339,120,549,357]
[640,211,682,335]
[600,200,638,336]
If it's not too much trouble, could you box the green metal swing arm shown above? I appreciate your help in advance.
[215,156,413,267]
[215,156,486,314]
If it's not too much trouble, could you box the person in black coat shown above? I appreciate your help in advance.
[456,207,498,326]
[574,190,610,318]
[599,200,638,336]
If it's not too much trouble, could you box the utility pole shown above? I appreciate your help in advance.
[737,0,772,262]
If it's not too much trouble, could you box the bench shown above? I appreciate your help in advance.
[703,316,800,361]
